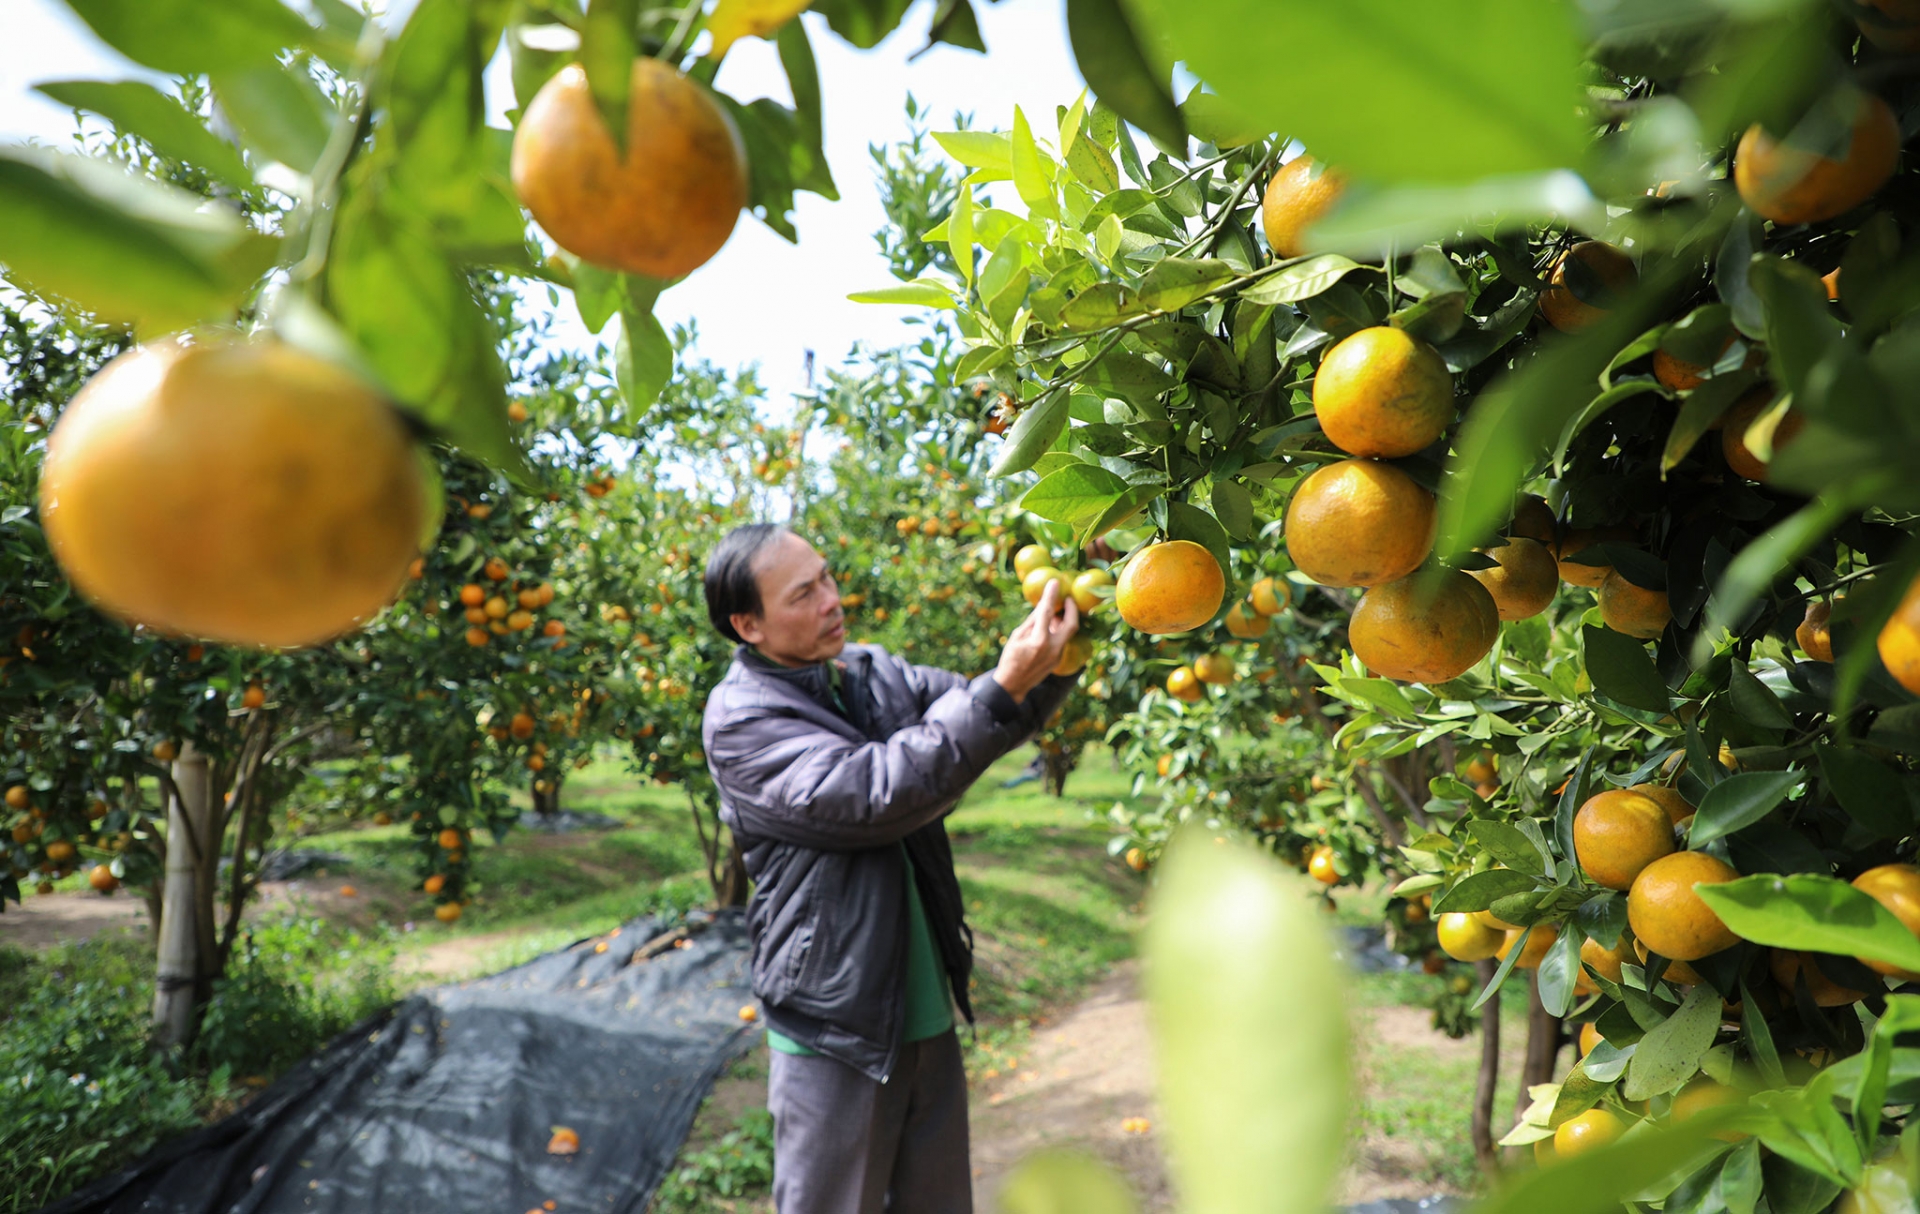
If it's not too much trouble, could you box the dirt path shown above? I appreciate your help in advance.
[1,887,150,950]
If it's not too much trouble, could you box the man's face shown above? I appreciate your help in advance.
[731,531,845,666]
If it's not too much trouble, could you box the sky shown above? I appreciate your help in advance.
[0,0,1087,409]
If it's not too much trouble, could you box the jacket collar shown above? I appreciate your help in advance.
[734,645,869,727]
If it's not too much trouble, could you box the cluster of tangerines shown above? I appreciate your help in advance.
[1163,575,1292,702]
[423,824,472,922]
[447,557,566,649]
[6,782,122,896]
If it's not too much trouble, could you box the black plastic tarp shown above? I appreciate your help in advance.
[40,908,758,1214]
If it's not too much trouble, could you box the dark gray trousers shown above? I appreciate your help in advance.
[765,1030,971,1214]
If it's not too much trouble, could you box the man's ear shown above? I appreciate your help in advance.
[731,612,764,645]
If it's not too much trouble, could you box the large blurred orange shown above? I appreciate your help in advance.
[1857,0,1920,49]
[1224,602,1268,638]
[1540,242,1637,333]
[1574,788,1675,891]
[1599,570,1671,639]
[1261,155,1345,258]
[1627,851,1741,961]
[1284,458,1435,588]
[1735,91,1900,226]
[1876,574,1920,695]
[39,338,426,649]
[1467,537,1557,621]
[1166,665,1204,702]
[512,61,747,278]
[1115,541,1225,634]
[1311,328,1454,458]
[1853,863,1920,980]
[1349,570,1499,684]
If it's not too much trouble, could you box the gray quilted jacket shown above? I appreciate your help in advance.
[702,643,1074,1081]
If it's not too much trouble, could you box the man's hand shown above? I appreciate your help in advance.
[993,581,1080,704]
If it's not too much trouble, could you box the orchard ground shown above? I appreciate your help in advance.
[7,744,1537,1211]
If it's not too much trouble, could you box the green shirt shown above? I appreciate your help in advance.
[767,845,954,1055]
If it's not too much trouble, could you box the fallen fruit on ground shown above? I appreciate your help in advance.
[1310,327,1454,459]
[511,61,747,278]
[38,337,427,649]
[547,1126,580,1154]
[1284,458,1435,588]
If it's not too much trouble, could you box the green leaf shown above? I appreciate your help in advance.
[1695,874,1920,975]
[615,305,673,413]
[949,182,975,286]
[1126,0,1585,182]
[35,80,254,190]
[1728,659,1792,733]
[1022,464,1131,530]
[1537,924,1582,1018]
[0,146,277,332]
[996,1149,1137,1214]
[847,278,958,308]
[932,130,1012,174]
[812,0,914,48]
[1065,0,1186,150]
[1623,983,1722,1101]
[989,388,1071,478]
[1305,171,1604,258]
[1010,108,1058,222]
[1210,479,1254,540]
[210,61,335,174]
[1080,350,1174,404]
[1082,483,1163,545]
[1433,868,1539,914]
[580,0,639,155]
[507,24,573,111]
[1136,257,1236,312]
[1688,770,1803,848]
[775,19,836,200]
[1468,821,1549,877]
[1239,254,1364,306]
[1144,827,1347,1214]
[1582,624,1670,715]
[61,0,316,75]
[1816,745,1918,840]
[1181,87,1265,148]
[1472,1112,1750,1214]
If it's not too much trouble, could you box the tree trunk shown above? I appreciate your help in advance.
[532,775,564,816]
[716,839,749,908]
[152,743,211,1049]
[1040,744,1078,797]
[1472,958,1502,1172]
[1516,971,1564,1122]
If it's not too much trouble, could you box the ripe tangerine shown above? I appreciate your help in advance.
[1311,327,1454,459]
[1115,542,1225,635]
[1349,570,1499,684]
[1735,91,1900,226]
[1284,458,1435,588]
[1261,155,1345,259]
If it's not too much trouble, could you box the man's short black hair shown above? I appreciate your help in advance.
[704,523,789,644]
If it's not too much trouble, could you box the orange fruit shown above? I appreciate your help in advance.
[423,874,446,894]
[1054,635,1092,677]
[4,786,27,810]
[465,627,490,647]
[1284,458,1435,588]
[153,740,178,762]
[241,684,266,710]
[1852,863,1920,979]
[1193,652,1236,685]
[438,828,463,850]
[1307,846,1340,885]
[1628,851,1741,961]
[1879,575,1920,695]
[1510,493,1557,545]
[1599,570,1671,640]
[1349,570,1499,684]
[1554,1108,1625,1157]
[1311,328,1455,458]
[1632,937,1703,985]
[1721,390,1804,482]
[1581,936,1630,985]
[507,609,535,631]
[1735,91,1900,225]
[1578,1021,1602,1057]
[1250,576,1290,616]
[435,901,463,923]
[1498,924,1558,969]
[1166,665,1204,703]
[1115,541,1225,635]
[484,595,510,620]
[1540,241,1637,333]
[1125,847,1149,872]
[518,587,543,610]
[543,620,567,638]
[484,557,511,581]
[1013,544,1050,580]
[88,864,118,893]
[1157,754,1174,778]
[39,338,425,648]
[1468,537,1558,621]
[1631,783,1695,825]
[1652,335,1760,392]
[510,712,536,740]
[512,61,746,278]
[1224,602,1269,638]
[460,584,486,607]
[1437,911,1504,962]
[45,840,76,863]
[1261,155,1345,258]
[1770,949,1868,1006]
[1070,568,1113,613]
[1797,600,1834,662]
[1021,566,1073,607]
[1555,527,1633,588]
[1574,788,1676,891]
[1856,0,1920,48]
[1463,753,1497,784]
